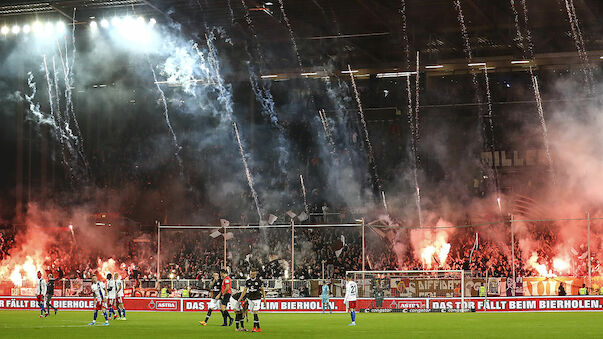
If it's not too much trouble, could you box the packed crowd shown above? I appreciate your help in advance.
[2,218,599,285]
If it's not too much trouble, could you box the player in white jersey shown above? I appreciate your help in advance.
[114,272,126,320]
[89,275,109,326]
[36,271,47,318]
[105,273,117,320]
[343,274,358,326]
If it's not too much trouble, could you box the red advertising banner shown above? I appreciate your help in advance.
[429,296,603,312]
[182,298,425,312]
[183,298,342,312]
[0,297,181,312]
[1,296,601,313]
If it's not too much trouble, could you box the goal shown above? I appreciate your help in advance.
[346,270,467,312]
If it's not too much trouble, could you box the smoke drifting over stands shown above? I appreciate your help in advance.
[0,0,602,284]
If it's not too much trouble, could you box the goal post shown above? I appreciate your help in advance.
[346,270,467,312]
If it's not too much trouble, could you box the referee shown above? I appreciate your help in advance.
[218,269,234,326]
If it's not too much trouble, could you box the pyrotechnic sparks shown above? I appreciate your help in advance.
[528,253,555,277]
[233,121,263,221]
[553,256,571,274]
[300,174,309,214]
[411,219,453,269]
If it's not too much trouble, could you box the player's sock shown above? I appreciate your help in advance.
[351,310,356,323]
[103,311,108,321]
[322,303,325,313]
[117,308,122,318]
[204,309,212,322]
[253,314,260,329]
[221,310,227,324]
[108,307,115,317]
[39,303,45,316]
[239,315,245,329]
[93,310,98,321]
[122,308,126,317]
[235,313,240,329]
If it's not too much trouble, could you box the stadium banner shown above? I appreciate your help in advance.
[428,296,603,312]
[1,296,601,312]
[182,298,426,312]
[182,298,344,312]
[0,296,181,312]
[522,277,603,296]
[392,278,495,297]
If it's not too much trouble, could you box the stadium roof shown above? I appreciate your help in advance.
[0,0,601,73]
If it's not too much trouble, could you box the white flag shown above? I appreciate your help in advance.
[297,212,308,222]
[268,214,278,225]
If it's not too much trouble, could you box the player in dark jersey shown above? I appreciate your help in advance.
[239,269,266,332]
[230,291,249,332]
[200,272,222,326]
[45,273,58,316]
[219,269,233,326]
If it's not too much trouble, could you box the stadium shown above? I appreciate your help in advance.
[0,0,602,337]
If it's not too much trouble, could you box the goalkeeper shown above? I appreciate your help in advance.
[321,281,332,314]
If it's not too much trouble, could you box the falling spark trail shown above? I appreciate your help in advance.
[148,62,185,178]
[348,64,381,193]
[300,174,309,214]
[68,8,86,169]
[241,0,290,173]
[483,66,502,198]
[530,66,555,182]
[454,0,473,61]
[233,121,263,220]
[60,36,88,175]
[247,64,289,173]
[318,109,336,154]
[204,32,264,220]
[510,0,526,56]
[52,58,62,127]
[54,39,71,124]
[414,51,420,156]
[400,4,422,225]
[483,67,495,149]
[226,0,234,23]
[43,56,68,169]
[509,0,554,182]
[519,0,534,58]
[454,0,499,198]
[453,0,481,94]
[407,75,422,226]
[52,56,75,172]
[277,0,302,68]
[205,33,234,122]
[562,0,592,87]
[381,190,389,216]
[25,73,54,126]
[400,0,411,69]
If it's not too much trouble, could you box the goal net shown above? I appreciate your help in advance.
[346,270,468,312]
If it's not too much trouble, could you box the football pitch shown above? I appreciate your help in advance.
[1,311,602,338]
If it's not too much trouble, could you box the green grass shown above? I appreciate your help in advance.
[1,310,602,338]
